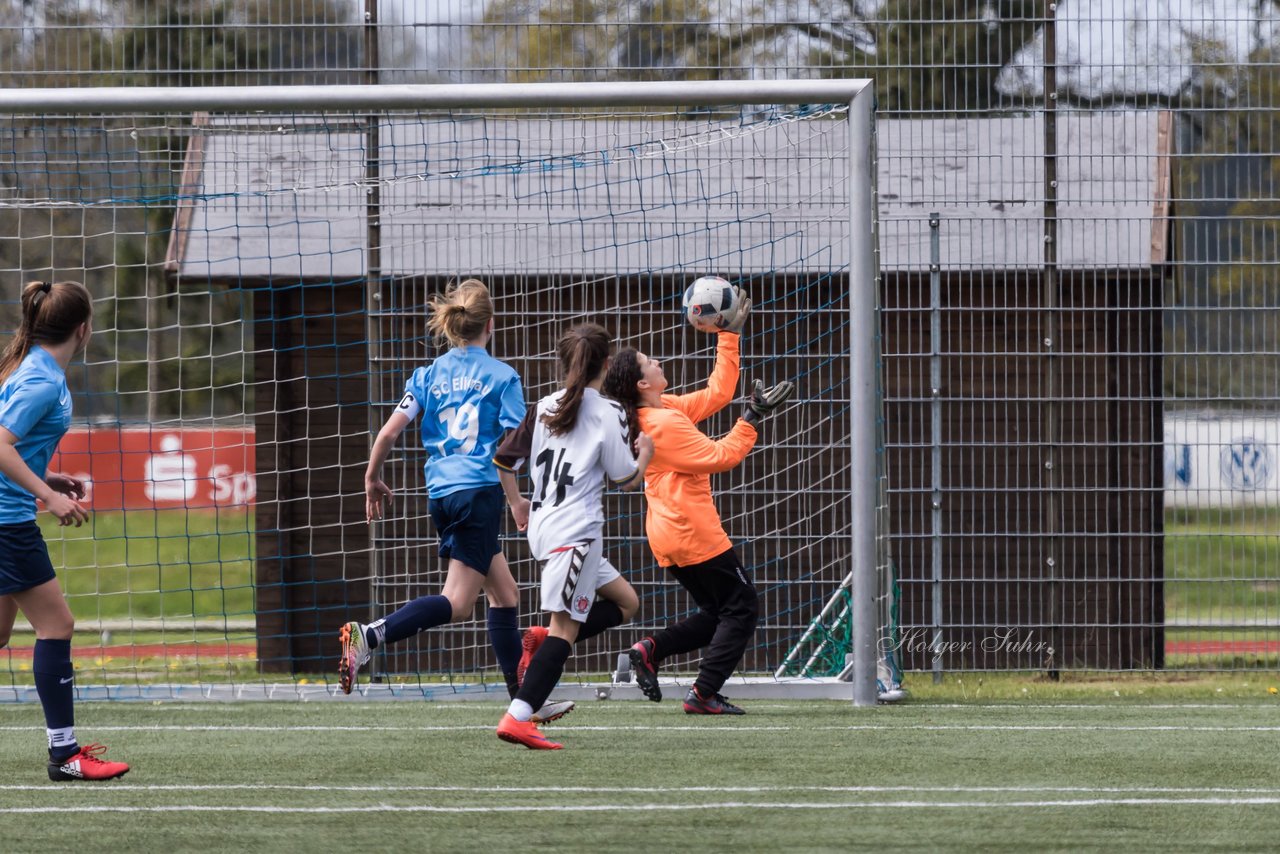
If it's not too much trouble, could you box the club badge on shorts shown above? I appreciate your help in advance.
[575,595,591,614]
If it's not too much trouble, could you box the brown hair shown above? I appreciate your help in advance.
[426,278,493,347]
[601,347,643,447]
[0,280,93,385]
[543,323,612,437]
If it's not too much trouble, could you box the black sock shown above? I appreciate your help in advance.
[514,636,571,713]
[485,606,521,698]
[33,639,77,760]
[574,600,623,644]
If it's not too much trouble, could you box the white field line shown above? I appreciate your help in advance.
[3,723,1280,733]
[5,798,1280,814]
[5,784,1280,795]
[2,702,1277,713]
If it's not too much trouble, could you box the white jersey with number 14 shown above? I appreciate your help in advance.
[497,387,639,559]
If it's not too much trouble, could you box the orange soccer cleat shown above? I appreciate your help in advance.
[496,713,563,750]
[516,626,548,687]
[338,621,371,695]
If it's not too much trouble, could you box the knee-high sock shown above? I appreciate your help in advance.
[33,638,77,757]
[511,637,571,719]
[381,595,453,646]
[486,606,521,698]
[574,600,623,645]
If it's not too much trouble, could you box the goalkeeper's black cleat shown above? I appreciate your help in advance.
[628,638,662,702]
[683,687,746,715]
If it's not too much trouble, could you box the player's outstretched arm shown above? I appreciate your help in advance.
[665,327,744,423]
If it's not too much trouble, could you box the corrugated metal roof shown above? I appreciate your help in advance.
[169,110,1169,281]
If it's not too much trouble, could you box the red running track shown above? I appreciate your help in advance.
[3,643,256,660]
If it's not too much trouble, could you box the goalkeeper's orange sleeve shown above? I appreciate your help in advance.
[662,332,740,424]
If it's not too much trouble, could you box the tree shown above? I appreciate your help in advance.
[857,0,1042,114]
[475,0,1040,110]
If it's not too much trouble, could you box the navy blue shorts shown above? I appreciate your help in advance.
[428,484,504,575]
[0,521,57,595]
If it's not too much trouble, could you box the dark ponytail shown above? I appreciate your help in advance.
[602,347,643,447]
[543,323,612,437]
[0,280,93,384]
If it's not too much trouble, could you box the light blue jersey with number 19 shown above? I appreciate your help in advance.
[398,346,524,499]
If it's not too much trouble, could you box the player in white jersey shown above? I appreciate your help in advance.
[493,323,654,749]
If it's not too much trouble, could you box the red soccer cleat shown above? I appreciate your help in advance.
[682,687,746,716]
[627,638,663,702]
[47,743,130,781]
[496,713,563,750]
[517,626,548,687]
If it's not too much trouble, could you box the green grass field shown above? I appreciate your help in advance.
[38,509,255,622]
[1165,507,1280,623]
[3,684,1280,853]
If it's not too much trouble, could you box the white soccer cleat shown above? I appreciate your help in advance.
[877,680,907,704]
[530,699,576,724]
[338,621,372,695]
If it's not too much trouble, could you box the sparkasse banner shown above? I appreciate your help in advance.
[51,428,256,510]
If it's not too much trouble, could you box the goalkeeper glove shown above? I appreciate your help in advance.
[741,378,795,424]
[721,289,752,334]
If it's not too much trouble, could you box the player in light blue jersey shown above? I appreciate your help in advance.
[0,280,129,781]
[336,280,572,722]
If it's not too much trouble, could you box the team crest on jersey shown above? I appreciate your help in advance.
[574,595,591,614]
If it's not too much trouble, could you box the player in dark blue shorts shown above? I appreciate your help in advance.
[0,280,129,781]
[336,279,571,723]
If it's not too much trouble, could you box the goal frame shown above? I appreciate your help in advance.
[1,80,881,707]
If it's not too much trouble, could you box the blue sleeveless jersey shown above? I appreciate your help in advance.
[0,348,73,523]
[402,346,525,498]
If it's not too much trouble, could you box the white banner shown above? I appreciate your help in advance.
[1164,414,1280,508]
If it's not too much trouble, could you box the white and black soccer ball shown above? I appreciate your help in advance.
[682,275,741,332]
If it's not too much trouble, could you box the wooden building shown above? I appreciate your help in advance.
[168,110,1171,674]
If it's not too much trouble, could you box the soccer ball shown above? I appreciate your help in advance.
[682,275,741,332]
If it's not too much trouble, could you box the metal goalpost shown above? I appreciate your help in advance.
[0,80,881,707]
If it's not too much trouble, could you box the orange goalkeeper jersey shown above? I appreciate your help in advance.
[638,332,757,568]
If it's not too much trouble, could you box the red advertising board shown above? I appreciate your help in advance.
[51,428,256,510]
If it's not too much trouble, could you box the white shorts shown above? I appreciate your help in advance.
[538,539,620,622]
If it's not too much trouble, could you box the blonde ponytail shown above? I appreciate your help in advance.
[426,278,494,347]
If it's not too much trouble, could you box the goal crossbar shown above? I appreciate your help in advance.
[0,80,873,113]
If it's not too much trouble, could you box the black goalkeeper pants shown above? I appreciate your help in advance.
[647,547,759,697]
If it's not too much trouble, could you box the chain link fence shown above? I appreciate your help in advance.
[2,1,1277,673]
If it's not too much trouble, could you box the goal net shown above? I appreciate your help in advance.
[0,82,884,702]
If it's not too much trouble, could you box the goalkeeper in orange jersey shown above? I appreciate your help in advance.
[602,292,793,714]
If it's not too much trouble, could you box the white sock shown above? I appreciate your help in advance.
[47,727,77,753]
[507,699,534,722]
